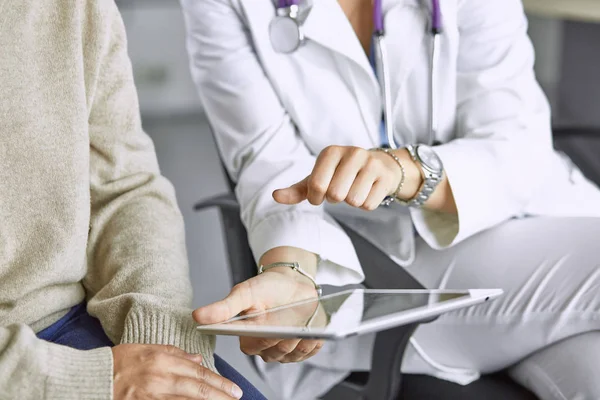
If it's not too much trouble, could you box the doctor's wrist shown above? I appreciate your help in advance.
[391,148,423,201]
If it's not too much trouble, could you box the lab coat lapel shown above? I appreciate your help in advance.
[238,0,429,147]
[302,0,375,83]
[302,0,383,146]
[240,0,383,145]
[303,0,427,83]
[305,0,430,147]
[238,0,375,80]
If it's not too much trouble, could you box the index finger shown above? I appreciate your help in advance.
[306,146,345,205]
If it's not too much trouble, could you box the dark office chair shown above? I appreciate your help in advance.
[194,176,539,400]
[553,127,600,187]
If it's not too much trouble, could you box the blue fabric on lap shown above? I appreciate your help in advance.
[37,303,112,350]
[37,303,267,400]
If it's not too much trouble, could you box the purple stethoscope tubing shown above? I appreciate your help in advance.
[431,0,443,33]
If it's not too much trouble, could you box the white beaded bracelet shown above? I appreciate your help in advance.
[373,148,406,206]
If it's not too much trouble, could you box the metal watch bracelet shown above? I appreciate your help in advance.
[397,144,443,208]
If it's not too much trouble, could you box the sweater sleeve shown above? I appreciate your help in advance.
[0,325,113,399]
[83,2,215,371]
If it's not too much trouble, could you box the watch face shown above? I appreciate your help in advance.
[417,146,443,172]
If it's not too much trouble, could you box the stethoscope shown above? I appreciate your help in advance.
[269,0,443,148]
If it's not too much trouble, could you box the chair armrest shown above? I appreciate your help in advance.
[194,193,240,213]
[553,127,600,137]
[365,323,419,400]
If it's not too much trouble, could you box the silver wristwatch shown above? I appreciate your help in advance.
[399,144,444,208]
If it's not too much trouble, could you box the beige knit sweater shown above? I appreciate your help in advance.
[0,1,215,398]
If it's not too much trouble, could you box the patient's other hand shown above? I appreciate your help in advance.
[112,344,243,400]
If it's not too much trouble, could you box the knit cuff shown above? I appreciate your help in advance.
[44,344,113,399]
[121,307,216,372]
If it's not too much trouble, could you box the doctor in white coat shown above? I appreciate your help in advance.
[182,0,600,399]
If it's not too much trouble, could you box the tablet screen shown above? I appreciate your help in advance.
[217,290,470,332]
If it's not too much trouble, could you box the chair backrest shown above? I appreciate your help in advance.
[219,206,257,286]
[553,127,600,187]
[201,122,256,286]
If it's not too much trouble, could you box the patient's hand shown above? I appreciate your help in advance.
[112,344,243,400]
[193,267,325,363]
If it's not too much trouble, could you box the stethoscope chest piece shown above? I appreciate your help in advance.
[270,1,312,54]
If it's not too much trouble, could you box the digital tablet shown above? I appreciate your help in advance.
[197,289,503,340]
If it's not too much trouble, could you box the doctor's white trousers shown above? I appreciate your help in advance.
[257,217,600,400]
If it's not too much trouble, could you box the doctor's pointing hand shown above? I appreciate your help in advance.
[274,145,457,214]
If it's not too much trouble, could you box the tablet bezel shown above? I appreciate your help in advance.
[196,288,503,340]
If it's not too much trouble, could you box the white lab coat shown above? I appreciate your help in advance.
[181,0,600,398]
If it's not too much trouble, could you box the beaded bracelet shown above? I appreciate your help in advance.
[373,148,406,206]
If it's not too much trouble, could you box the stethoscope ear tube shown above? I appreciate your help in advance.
[374,34,397,150]
[428,33,441,146]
